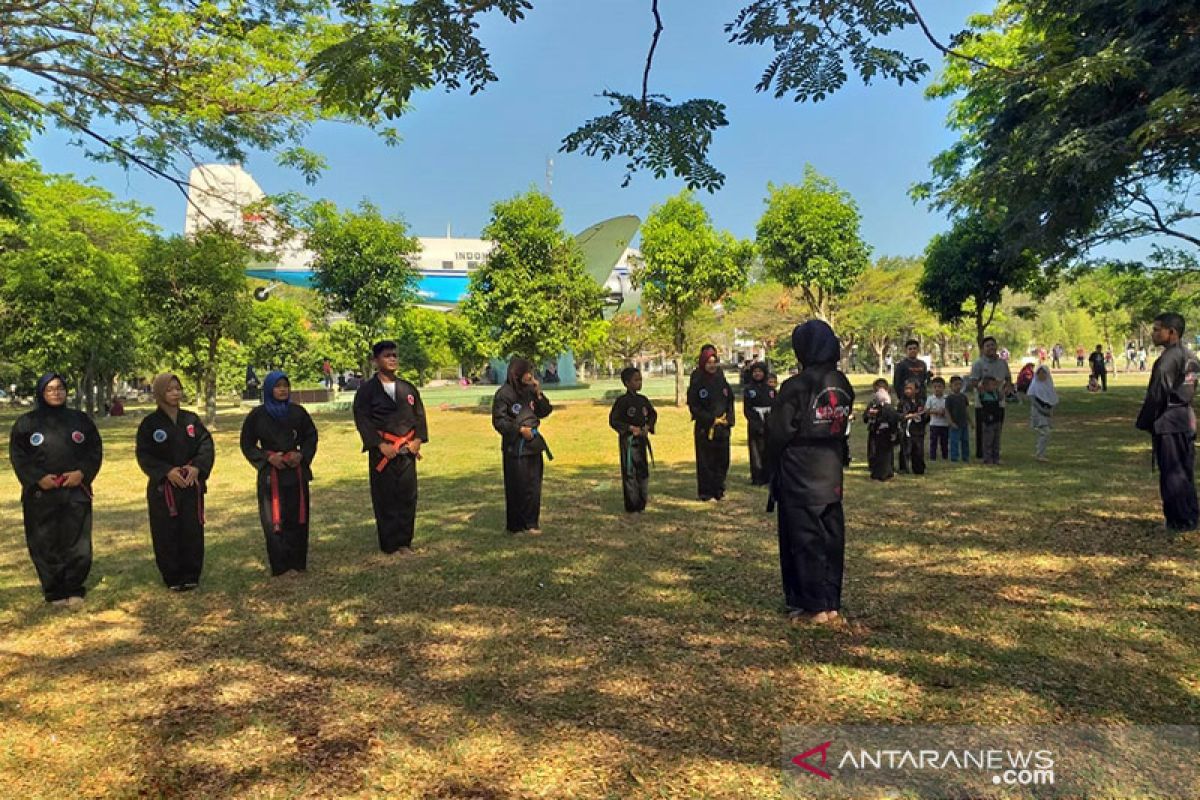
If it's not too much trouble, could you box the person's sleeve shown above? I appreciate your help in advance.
[80,416,102,484]
[8,416,42,489]
[966,361,982,392]
[765,386,800,470]
[239,410,268,470]
[352,384,381,451]
[609,400,628,435]
[647,402,658,434]
[725,384,736,428]
[412,388,430,442]
[192,419,216,480]
[893,364,904,395]
[492,392,517,437]
[1136,361,1167,432]
[533,393,552,418]
[135,418,172,482]
[298,408,319,467]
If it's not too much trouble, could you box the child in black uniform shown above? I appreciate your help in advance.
[977,375,1006,465]
[609,367,657,512]
[862,379,899,481]
[742,361,775,485]
[897,379,927,475]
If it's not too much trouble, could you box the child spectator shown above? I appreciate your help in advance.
[977,376,1005,465]
[897,380,927,475]
[945,376,971,462]
[862,379,898,481]
[1028,365,1059,463]
[926,377,950,461]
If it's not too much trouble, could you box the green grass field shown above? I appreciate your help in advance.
[1,374,1197,799]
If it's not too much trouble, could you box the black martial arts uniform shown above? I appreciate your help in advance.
[8,387,102,602]
[609,390,657,512]
[240,404,319,573]
[897,396,927,475]
[688,369,735,501]
[1089,350,1108,392]
[492,383,553,531]
[1136,341,1200,531]
[767,321,855,614]
[977,391,1005,464]
[862,401,898,481]
[136,409,214,588]
[742,368,776,486]
[353,374,428,553]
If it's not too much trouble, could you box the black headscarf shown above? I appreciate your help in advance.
[35,372,67,411]
[792,321,840,368]
[506,357,534,391]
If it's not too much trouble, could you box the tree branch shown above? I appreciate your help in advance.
[1129,191,1200,249]
[641,0,663,113]
[902,0,1015,74]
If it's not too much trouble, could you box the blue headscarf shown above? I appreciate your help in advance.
[262,370,291,421]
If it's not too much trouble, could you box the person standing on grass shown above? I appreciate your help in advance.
[967,337,1013,459]
[893,339,930,401]
[862,379,898,481]
[1076,345,1086,368]
[977,376,1006,465]
[767,320,854,625]
[354,341,428,555]
[492,357,553,535]
[1135,313,1200,533]
[609,367,657,513]
[688,344,735,502]
[1089,344,1108,392]
[742,360,775,486]
[926,377,950,462]
[896,380,927,475]
[945,376,971,463]
[241,371,319,576]
[1028,366,1059,463]
[8,373,102,607]
[136,373,214,591]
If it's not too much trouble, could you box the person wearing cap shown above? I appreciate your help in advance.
[240,371,319,575]
[767,321,855,625]
[353,341,428,555]
[135,373,214,591]
[8,373,103,606]
[688,344,735,502]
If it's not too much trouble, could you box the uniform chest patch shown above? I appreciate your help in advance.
[186,424,196,438]
[71,430,85,444]
[627,407,636,417]
[153,428,168,443]
[407,394,415,405]
[698,389,709,399]
[29,432,44,447]
[747,389,756,399]
[511,403,522,414]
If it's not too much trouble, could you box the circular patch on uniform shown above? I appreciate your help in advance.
[186,424,196,438]
[152,428,168,443]
[71,430,84,444]
[698,389,709,399]
[747,389,757,399]
[511,403,522,414]
[407,394,415,405]
[29,432,44,447]
[627,407,637,417]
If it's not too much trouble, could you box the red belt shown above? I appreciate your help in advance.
[268,451,307,534]
[162,462,204,523]
[375,430,421,472]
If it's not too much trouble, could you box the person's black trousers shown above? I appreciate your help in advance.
[502,452,544,531]
[619,436,650,512]
[257,479,310,574]
[369,457,418,552]
[778,501,845,613]
[147,482,205,587]
[23,489,92,602]
[898,432,926,474]
[747,429,768,485]
[694,427,730,500]
[1155,432,1199,531]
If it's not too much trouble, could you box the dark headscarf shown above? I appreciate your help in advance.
[697,344,718,373]
[262,370,291,421]
[747,360,768,383]
[506,357,534,391]
[35,372,66,411]
[792,320,840,368]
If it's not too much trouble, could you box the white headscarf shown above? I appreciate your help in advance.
[1028,366,1059,407]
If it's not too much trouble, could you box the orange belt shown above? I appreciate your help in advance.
[268,451,307,534]
[375,430,421,472]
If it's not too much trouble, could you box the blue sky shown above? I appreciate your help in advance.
[28,0,994,257]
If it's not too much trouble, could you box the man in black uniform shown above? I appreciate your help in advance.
[767,320,855,625]
[893,339,931,401]
[353,341,428,555]
[609,367,657,512]
[492,357,553,534]
[9,372,103,605]
[1136,313,1200,533]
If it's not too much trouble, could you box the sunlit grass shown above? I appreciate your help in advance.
[1,373,1196,798]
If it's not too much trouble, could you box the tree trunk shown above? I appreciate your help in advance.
[938,333,950,367]
[873,341,886,376]
[205,335,219,426]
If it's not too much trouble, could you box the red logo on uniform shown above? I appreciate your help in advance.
[71,430,85,443]
[407,394,415,405]
[186,424,196,437]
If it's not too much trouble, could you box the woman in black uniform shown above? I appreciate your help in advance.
[492,358,553,534]
[687,344,734,501]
